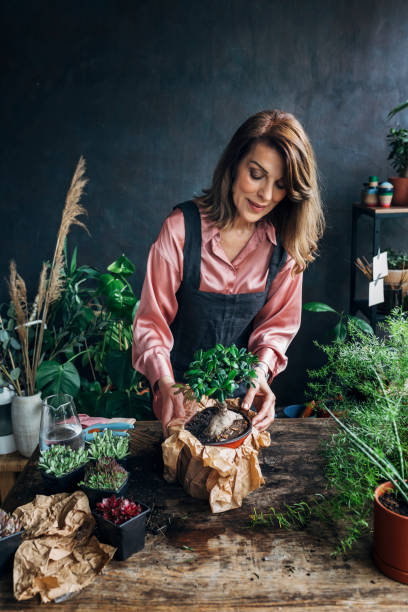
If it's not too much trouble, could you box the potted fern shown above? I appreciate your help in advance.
[38,444,89,493]
[387,99,408,205]
[176,343,258,448]
[251,310,408,583]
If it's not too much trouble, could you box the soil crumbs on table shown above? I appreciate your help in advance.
[380,490,408,517]
[185,406,248,445]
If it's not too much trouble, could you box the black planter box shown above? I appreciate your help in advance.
[80,477,128,508]
[40,463,87,494]
[93,502,150,561]
[0,531,23,575]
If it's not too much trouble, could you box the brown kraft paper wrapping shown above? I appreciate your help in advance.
[12,491,116,603]
[162,398,271,513]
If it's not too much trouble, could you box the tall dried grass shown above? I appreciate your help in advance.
[8,156,88,396]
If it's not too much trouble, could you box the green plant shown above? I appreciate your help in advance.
[303,301,373,341]
[250,310,408,553]
[0,509,22,538]
[38,444,89,477]
[88,429,129,461]
[180,343,258,405]
[176,343,258,439]
[7,157,88,397]
[386,248,408,270]
[0,304,23,395]
[76,254,152,420]
[79,457,127,491]
[387,99,408,178]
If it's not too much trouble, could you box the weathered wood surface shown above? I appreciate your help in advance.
[0,452,28,504]
[1,420,408,611]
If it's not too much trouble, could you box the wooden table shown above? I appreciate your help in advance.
[1,420,407,611]
[0,452,28,505]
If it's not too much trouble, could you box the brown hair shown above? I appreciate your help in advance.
[195,109,325,274]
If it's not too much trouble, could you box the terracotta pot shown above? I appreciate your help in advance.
[388,177,408,206]
[204,412,252,449]
[11,392,42,457]
[373,481,408,584]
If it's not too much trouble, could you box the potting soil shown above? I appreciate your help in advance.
[185,406,248,444]
[380,490,408,517]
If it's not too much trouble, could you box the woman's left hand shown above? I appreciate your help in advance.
[241,367,275,431]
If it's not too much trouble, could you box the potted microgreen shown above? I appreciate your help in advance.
[0,508,23,575]
[387,99,408,205]
[79,457,128,507]
[38,444,89,493]
[93,495,150,560]
[176,343,258,448]
[87,428,130,467]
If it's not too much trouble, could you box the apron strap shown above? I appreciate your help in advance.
[173,200,202,289]
[174,199,287,293]
[265,237,288,294]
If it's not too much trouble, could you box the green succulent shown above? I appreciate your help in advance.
[78,456,127,491]
[88,428,129,460]
[38,444,89,477]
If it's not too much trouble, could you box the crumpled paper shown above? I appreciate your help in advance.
[12,491,115,603]
[162,398,271,513]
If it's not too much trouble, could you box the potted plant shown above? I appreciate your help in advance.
[176,343,258,448]
[303,301,373,341]
[93,495,150,560]
[384,249,408,304]
[250,310,408,582]
[77,254,153,421]
[3,157,89,457]
[387,99,408,205]
[78,457,128,507]
[0,509,23,575]
[88,428,130,467]
[38,444,89,493]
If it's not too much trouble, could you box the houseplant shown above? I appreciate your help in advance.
[6,157,89,456]
[93,495,150,560]
[250,310,408,582]
[79,457,128,507]
[303,301,373,341]
[76,254,152,421]
[0,509,23,575]
[176,343,258,447]
[38,444,89,493]
[387,99,408,205]
[88,428,130,466]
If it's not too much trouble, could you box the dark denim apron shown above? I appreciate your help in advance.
[169,200,287,397]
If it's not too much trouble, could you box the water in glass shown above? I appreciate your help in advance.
[40,393,84,451]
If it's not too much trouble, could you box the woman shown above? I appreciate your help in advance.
[133,109,324,435]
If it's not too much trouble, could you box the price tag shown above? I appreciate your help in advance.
[369,278,384,306]
[372,251,388,280]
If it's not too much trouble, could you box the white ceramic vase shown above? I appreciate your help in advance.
[11,392,42,457]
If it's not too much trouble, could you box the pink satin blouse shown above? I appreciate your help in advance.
[132,203,303,392]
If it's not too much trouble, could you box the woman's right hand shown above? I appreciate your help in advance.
[158,376,186,437]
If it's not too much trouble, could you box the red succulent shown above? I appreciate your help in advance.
[95,495,143,525]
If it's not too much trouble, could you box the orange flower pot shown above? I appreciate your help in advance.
[206,413,253,448]
[373,481,408,584]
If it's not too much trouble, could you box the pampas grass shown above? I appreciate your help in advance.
[8,156,89,396]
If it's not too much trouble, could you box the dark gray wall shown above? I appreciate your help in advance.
[2,0,408,405]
